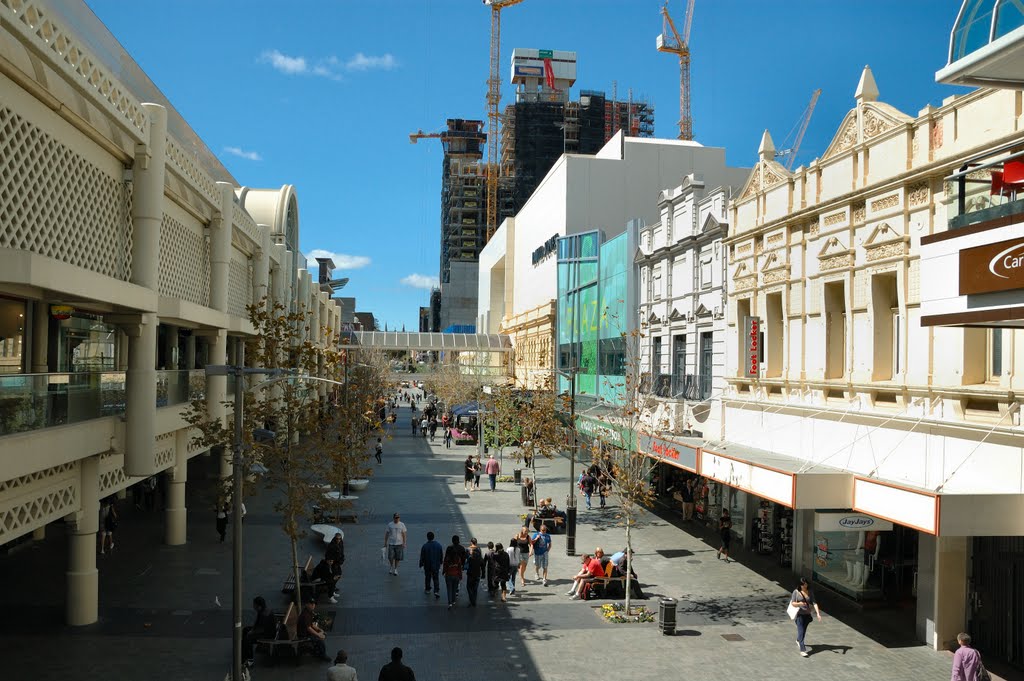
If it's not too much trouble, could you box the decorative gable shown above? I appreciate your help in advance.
[817,235,854,271]
[863,222,909,262]
[669,307,685,321]
[738,159,791,201]
[732,261,756,292]
[695,303,712,318]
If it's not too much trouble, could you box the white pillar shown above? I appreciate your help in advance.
[124,314,158,476]
[32,525,46,541]
[204,329,229,478]
[163,324,179,370]
[918,534,968,651]
[184,334,196,371]
[31,301,48,373]
[67,456,100,625]
[130,103,167,292]
[254,225,271,310]
[210,184,234,314]
[165,429,189,545]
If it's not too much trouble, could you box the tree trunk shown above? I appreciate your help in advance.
[624,512,632,615]
[290,529,303,612]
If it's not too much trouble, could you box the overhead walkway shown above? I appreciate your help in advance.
[338,331,512,352]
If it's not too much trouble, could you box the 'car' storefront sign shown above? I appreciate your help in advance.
[960,237,1024,295]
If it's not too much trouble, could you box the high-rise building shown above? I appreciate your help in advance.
[438,119,487,286]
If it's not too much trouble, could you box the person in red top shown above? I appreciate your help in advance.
[484,454,501,491]
[573,555,608,601]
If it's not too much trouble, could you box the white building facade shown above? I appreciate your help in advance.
[0,0,338,625]
[722,66,1024,661]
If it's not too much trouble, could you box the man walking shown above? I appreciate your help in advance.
[442,535,468,608]
[580,471,596,509]
[378,647,416,681]
[383,513,407,576]
[375,438,383,465]
[680,478,695,521]
[444,428,453,449]
[951,632,983,681]
[465,538,484,607]
[327,649,358,681]
[418,531,443,599]
[484,453,501,492]
[530,524,552,586]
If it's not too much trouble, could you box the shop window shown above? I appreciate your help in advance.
[0,298,26,374]
[735,298,751,378]
[989,328,1003,381]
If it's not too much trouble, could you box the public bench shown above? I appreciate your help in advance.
[281,555,322,596]
[255,602,312,664]
[527,514,565,534]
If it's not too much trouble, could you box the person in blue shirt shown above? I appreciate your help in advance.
[530,525,553,586]
[418,531,444,599]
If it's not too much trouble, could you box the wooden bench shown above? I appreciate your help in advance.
[528,515,565,534]
[281,556,323,596]
[254,602,312,664]
[581,564,645,600]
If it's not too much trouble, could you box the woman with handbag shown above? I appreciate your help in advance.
[788,577,822,657]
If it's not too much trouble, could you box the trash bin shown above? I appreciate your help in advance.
[659,597,677,635]
[513,468,522,484]
[521,484,530,506]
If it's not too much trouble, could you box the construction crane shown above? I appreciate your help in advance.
[657,0,695,141]
[484,0,525,242]
[775,89,822,170]
[409,129,443,144]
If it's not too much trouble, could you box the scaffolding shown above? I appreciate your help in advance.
[439,119,487,285]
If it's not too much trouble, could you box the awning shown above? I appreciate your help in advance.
[638,433,700,472]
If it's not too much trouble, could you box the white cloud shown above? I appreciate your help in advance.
[400,273,439,290]
[345,52,398,72]
[261,49,397,80]
[306,249,371,271]
[261,49,308,75]
[223,146,262,161]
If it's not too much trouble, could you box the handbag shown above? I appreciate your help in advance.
[786,603,800,620]
[979,663,991,681]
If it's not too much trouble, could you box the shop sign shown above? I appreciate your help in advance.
[514,65,545,78]
[960,236,1024,295]
[532,233,559,266]
[814,512,892,532]
[50,304,74,320]
[575,416,630,449]
[700,450,794,507]
[743,316,760,378]
[639,434,697,471]
[538,49,554,59]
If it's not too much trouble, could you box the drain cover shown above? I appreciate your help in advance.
[452,494,470,499]
[656,549,694,559]
[686,559,702,564]
[721,634,745,642]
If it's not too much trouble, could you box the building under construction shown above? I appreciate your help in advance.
[438,119,488,286]
[500,49,654,215]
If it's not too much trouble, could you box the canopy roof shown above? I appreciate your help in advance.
[339,331,512,352]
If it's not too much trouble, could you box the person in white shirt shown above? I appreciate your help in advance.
[505,540,521,595]
[383,513,408,576]
[326,649,358,681]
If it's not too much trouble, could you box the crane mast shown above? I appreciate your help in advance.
[657,0,695,141]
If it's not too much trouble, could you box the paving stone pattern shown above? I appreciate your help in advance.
[0,394,961,681]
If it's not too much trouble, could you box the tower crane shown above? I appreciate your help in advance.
[775,89,822,170]
[409,130,443,144]
[656,0,695,141]
[484,0,525,242]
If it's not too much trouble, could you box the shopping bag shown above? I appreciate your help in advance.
[786,603,800,620]
[380,546,389,568]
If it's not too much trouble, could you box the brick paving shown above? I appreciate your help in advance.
[0,394,966,681]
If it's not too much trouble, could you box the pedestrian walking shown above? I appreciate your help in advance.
[580,471,596,509]
[484,542,498,596]
[951,632,985,681]
[100,498,118,553]
[420,417,428,439]
[485,453,500,491]
[144,475,158,511]
[418,531,443,599]
[530,524,552,586]
[410,415,418,436]
[789,577,822,657]
[514,526,531,585]
[465,538,484,607]
[429,420,438,442]
[598,473,609,508]
[494,542,512,602]
[384,513,407,576]
[472,455,483,490]
[326,649,358,681]
[445,428,453,449]
[680,478,695,520]
[442,535,468,608]
[215,502,229,543]
[375,438,383,465]
[463,455,475,491]
[505,538,521,595]
[378,647,415,681]
[717,508,733,562]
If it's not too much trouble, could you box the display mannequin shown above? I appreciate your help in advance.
[852,531,882,587]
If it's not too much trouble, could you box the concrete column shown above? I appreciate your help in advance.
[130,104,167,292]
[205,329,228,477]
[117,331,129,371]
[918,534,969,651]
[124,314,158,476]
[791,508,815,577]
[210,184,234,314]
[31,301,48,373]
[163,324,179,370]
[67,455,100,625]
[297,270,310,344]
[32,525,46,541]
[184,334,196,371]
[165,429,189,545]
[254,226,271,310]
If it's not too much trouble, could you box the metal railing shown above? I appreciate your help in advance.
[945,141,1024,230]
[646,373,712,401]
[0,372,126,435]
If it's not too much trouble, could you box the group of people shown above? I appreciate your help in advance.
[462,453,501,491]
[564,547,641,601]
[401,522,554,608]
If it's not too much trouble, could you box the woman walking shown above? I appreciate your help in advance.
[463,455,475,491]
[790,577,822,657]
[494,543,512,602]
[504,538,521,595]
[215,502,229,543]
[473,455,483,491]
[717,508,733,562]
[442,536,468,609]
[514,526,532,585]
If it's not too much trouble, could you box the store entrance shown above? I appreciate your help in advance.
[970,537,1024,671]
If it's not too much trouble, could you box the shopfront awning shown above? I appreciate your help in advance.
[697,440,852,510]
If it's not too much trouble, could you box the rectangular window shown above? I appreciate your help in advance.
[824,281,847,380]
[765,292,783,378]
[0,297,26,374]
[653,268,663,300]
[653,336,663,377]
[700,258,713,289]
[990,328,1003,380]
[871,273,899,381]
[672,334,686,396]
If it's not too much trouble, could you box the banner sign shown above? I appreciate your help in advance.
[638,434,697,471]
[814,512,893,532]
[743,316,760,378]
[960,236,1024,295]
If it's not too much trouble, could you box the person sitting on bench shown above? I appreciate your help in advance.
[537,498,567,524]
[573,554,608,600]
[297,597,330,660]
[242,596,277,667]
[312,557,340,604]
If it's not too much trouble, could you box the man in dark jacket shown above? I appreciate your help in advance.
[311,557,340,604]
[465,538,484,607]
[378,646,416,681]
[242,596,276,667]
[418,531,444,599]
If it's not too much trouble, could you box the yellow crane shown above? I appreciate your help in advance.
[656,0,695,141]
[409,129,443,144]
[775,89,822,170]
[484,0,525,242]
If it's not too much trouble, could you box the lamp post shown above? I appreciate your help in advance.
[553,367,578,556]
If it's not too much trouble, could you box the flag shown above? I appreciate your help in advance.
[544,58,556,90]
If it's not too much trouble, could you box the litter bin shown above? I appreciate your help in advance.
[513,468,522,484]
[659,597,677,635]
[521,484,530,506]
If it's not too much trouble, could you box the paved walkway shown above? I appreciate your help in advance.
[0,395,968,680]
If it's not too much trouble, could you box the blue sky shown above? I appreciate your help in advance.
[87,0,968,330]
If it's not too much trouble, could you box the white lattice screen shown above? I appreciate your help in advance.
[158,212,210,306]
[154,432,176,470]
[0,106,132,280]
[228,252,252,318]
[0,462,79,545]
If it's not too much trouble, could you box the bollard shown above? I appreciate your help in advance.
[659,597,677,635]
[565,505,577,555]
[514,468,522,485]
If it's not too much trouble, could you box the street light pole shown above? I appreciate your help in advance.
[230,365,244,681]
[565,368,577,556]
